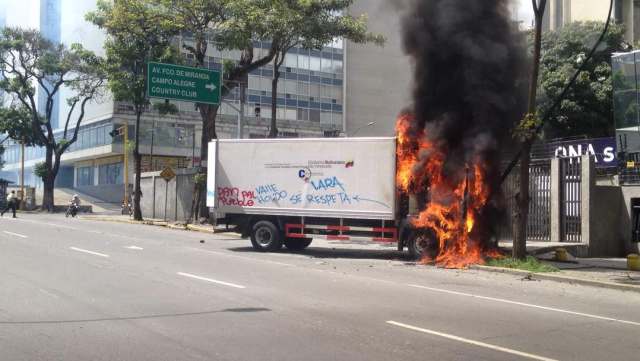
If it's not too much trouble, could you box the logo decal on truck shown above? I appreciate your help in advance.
[298,167,312,182]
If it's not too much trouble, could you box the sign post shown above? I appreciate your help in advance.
[147,62,221,105]
[160,167,176,221]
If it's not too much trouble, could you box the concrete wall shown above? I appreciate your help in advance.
[345,0,412,137]
[76,184,123,203]
[139,168,196,222]
[577,155,633,257]
[551,156,626,256]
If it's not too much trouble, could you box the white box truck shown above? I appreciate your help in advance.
[207,137,431,257]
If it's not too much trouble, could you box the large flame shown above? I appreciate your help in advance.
[396,115,498,268]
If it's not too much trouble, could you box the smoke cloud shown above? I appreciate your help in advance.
[399,0,525,244]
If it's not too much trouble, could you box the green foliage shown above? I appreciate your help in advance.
[194,173,206,185]
[86,0,181,109]
[33,162,49,180]
[125,140,135,154]
[536,21,627,139]
[0,26,105,193]
[264,0,384,53]
[153,100,178,115]
[513,112,542,142]
[0,105,44,146]
[486,256,559,273]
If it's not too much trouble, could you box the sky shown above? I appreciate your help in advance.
[515,0,536,28]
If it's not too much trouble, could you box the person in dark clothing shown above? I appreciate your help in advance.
[1,190,17,218]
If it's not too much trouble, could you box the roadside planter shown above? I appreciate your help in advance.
[628,254,640,271]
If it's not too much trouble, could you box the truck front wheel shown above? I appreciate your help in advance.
[284,237,313,251]
[406,229,438,261]
[250,220,283,252]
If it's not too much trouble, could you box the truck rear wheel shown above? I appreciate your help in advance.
[284,237,313,251]
[407,229,438,261]
[250,220,283,252]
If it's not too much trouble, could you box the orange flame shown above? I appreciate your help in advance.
[396,115,498,268]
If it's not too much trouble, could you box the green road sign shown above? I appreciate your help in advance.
[147,62,221,105]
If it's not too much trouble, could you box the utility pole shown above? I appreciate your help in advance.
[123,124,129,207]
[20,138,24,209]
[238,82,245,139]
[150,117,156,171]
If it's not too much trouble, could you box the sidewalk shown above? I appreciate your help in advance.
[474,256,640,293]
[78,214,232,233]
[79,214,640,293]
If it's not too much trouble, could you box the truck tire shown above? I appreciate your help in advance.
[284,237,313,251]
[250,220,283,252]
[406,229,438,261]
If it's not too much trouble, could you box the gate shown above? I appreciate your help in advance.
[499,160,551,241]
[560,157,582,242]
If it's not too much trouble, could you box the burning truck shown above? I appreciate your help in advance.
[205,123,499,268]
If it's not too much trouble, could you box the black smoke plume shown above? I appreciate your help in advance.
[400,0,525,243]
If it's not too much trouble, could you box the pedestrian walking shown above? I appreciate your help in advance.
[1,190,18,218]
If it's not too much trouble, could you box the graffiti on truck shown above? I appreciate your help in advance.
[255,184,288,204]
[217,187,255,207]
[219,176,390,209]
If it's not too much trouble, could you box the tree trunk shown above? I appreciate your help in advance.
[41,147,56,212]
[513,1,545,259]
[196,105,219,220]
[133,110,143,221]
[42,176,55,212]
[269,62,281,138]
[513,140,532,259]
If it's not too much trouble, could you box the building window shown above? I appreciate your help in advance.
[76,166,94,186]
[309,109,320,122]
[310,56,321,72]
[98,162,123,185]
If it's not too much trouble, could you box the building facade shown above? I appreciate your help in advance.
[344,0,412,137]
[544,0,639,43]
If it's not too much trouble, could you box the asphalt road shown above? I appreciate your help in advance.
[1,213,639,361]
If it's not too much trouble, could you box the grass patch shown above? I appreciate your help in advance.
[485,256,558,273]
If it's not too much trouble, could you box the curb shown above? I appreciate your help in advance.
[471,265,640,294]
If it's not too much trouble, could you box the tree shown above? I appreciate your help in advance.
[0,105,44,146]
[152,0,280,221]
[513,0,547,260]
[87,0,181,221]
[264,0,384,138]
[0,27,105,211]
[538,21,626,139]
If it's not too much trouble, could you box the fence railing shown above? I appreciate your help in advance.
[560,157,582,242]
[499,157,583,243]
[499,160,551,242]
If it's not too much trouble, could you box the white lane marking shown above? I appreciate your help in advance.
[408,284,640,327]
[3,231,27,238]
[386,321,559,361]
[177,272,246,289]
[188,247,295,267]
[12,218,79,231]
[69,247,110,258]
[125,246,143,250]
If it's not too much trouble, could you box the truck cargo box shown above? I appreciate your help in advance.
[207,137,396,220]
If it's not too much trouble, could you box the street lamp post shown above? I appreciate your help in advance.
[349,121,376,137]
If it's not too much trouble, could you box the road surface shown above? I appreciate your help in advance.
[1,214,638,361]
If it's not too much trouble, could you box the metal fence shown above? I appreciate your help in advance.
[499,160,551,241]
[560,157,582,242]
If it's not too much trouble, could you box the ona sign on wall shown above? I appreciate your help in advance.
[550,137,616,168]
